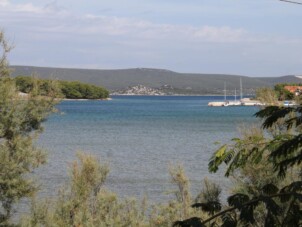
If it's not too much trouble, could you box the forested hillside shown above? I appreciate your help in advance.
[11,65,302,95]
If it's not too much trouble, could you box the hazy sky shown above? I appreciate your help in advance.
[1,0,302,76]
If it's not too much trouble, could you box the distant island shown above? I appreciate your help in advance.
[11,66,302,96]
[15,76,109,100]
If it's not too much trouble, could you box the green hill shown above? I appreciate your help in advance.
[10,65,302,95]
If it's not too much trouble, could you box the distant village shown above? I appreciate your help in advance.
[283,85,302,96]
[111,85,166,95]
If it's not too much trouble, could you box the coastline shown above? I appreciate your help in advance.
[63,97,113,101]
[110,94,254,97]
[18,92,113,101]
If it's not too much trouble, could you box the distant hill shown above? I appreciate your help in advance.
[10,65,302,95]
[256,75,302,84]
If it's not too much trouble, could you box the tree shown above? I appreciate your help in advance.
[15,76,110,99]
[14,76,33,93]
[0,31,59,225]
[175,104,302,226]
[274,84,294,101]
[256,87,279,106]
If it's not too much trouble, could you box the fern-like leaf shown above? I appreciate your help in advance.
[239,204,255,224]
[264,212,277,227]
[268,134,302,177]
[271,134,302,159]
[255,106,294,129]
[281,203,302,227]
[208,145,227,173]
[261,196,282,216]
[281,181,302,193]
[173,217,203,227]
[191,201,221,215]
[227,194,250,209]
[221,213,237,227]
[255,106,283,118]
[278,181,302,203]
[262,183,279,195]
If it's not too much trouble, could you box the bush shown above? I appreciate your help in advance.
[0,31,59,225]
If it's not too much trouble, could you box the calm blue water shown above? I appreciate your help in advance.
[37,96,259,201]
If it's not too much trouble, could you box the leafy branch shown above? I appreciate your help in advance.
[174,182,302,226]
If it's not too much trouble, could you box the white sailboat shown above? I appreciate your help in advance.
[208,78,264,107]
[224,83,242,106]
[208,78,242,106]
[208,82,228,106]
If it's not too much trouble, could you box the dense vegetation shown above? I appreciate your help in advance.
[255,83,301,106]
[0,32,59,225]
[274,83,296,101]
[15,76,109,99]
[174,105,302,225]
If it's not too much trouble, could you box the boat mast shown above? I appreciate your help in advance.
[240,77,243,100]
[235,88,237,102]
[224,82,226,101]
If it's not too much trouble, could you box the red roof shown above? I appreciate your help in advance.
[284,86,302,93]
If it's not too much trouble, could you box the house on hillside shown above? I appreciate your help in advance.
[284,85,302,96]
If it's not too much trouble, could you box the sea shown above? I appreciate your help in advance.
[36,95,260,203]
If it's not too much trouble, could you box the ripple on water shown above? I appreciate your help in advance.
[37,96,259,202]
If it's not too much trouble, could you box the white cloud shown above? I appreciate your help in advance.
[192,26,247,43]
[0,1,42,13]
[0,0,66,14]
[1,1,300,45]
[0,0,9,7]
[0,1,250,44]
[83,14,247,43]
[1,1,302,76]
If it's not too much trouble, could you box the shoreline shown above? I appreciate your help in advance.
[18,92,113,101]
[62,94,254,100]
[110,94,254,97]
[63,97,113,101]
[19,91,254,100]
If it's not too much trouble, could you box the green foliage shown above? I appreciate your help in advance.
[15,76,109,99]
[0,31,59,225]
[256,106,302,177]
[220,213,236,227]
[195,179,221,206]
[256,87,279,105]
[169,164,192,219]
[60,80,109,99]
[177,104,302,226]
[15,75,33,93]
[18,155,175,226]
[21,152,147,226]
[209,126,267,178]
[256,83,302,104]
[173,217,203,227]
[20,157,222,227]
[274,83,295,101]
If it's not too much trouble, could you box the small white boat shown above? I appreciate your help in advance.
[283,100,295,106]
[208,101,227,106]
[223,101,242,106]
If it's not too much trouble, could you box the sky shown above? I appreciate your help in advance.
[1,0,302,77]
